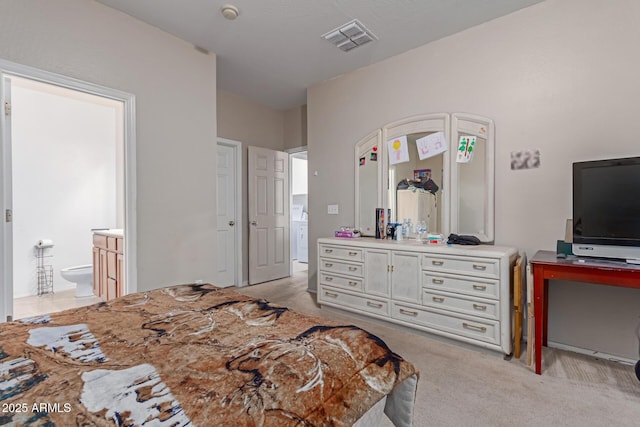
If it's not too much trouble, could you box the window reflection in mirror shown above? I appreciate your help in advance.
[388,132,444,235]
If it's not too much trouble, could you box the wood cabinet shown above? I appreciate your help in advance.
[92,230,124,301]
[317,237,517,355]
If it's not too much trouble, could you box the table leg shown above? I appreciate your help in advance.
[543,279,549,346]
[533,265,545,375]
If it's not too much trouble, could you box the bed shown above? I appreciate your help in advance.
[0,283,418,426]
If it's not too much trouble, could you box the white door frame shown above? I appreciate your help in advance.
[0,59,137,321]
[217,137,243,287]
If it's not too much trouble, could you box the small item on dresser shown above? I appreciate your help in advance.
[334,228,361,238]
[425,233,445,245]
[375,208,386,239]
[447,233,481,245]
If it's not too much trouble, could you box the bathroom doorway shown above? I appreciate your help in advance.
[0,60,136,322]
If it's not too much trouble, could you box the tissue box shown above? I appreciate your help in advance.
[335,230,361,238]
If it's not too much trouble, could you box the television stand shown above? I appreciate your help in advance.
[530,250,640,375]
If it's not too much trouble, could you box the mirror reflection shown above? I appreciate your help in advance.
[454,133,486,236]
[388,132,444,236]
[355,130,381,237]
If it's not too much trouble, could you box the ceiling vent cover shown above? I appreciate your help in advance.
[322,19,377,52]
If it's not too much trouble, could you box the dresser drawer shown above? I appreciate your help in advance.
[422,290,498,320]
[423,271,499,299]
[319,272,363,292]
[391,302,500,345]
[319,258,364,277]
[422,254,499,278]
[318,244,364,262]
[319,286,389,317]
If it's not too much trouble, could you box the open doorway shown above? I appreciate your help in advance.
[290,150,308,274]
[10,77,123,319]
[1,60,137,323]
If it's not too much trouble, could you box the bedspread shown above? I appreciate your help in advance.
[0,284,418,426]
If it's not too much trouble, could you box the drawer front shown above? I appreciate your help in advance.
[422,255,499,278]
[319,258,363,277]
[116,237,124,254]
[422,290,498,320]
[391,302,500,345]
[93,234,108,249]
[423,272,499,299]
[319,272,363,292]
[318,244,364,262]
[319,286,389,317]
[107,236,117,250]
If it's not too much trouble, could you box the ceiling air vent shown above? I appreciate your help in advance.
[322,19,377,52]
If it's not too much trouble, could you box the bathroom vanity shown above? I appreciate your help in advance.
[92,229,124,301]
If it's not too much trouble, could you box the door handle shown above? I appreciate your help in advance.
[250,221,257,226]
[228,221,235,226]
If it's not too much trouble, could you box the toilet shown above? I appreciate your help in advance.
[60,265,94,297]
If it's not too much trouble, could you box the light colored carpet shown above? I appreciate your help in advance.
[238,271,640,427]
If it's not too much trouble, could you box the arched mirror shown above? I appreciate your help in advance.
[354,113,495,242]
[383,114,450,237]
[355,130,382,236]
[450,113,495,242]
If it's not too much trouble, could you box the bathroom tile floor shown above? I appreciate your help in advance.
[12,290,103,320]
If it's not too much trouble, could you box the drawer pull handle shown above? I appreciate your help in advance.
[432,278,444,284]
[324,291,338,298]
[399,308,418,317]
[325,263,333,267]
[324,249,333,253]
[348,251,358,256]
[463,322,487,332]
[473,264,487,271]
[348,266,358,271]
[472,284,487,291]
[367,301,383,309]
[473,304,487,311]
[431,260,444,266]
[348,281,358,286]
[325,276,333,281]
[432,296,445,303]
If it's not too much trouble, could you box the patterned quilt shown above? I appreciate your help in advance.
[0,284,418,426]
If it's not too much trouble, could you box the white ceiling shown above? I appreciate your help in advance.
[96,0,545,110]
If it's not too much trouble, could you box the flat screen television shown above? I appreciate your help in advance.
[572,156,640,262]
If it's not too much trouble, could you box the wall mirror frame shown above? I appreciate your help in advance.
[355,113,495,242]
[355,130,383,237]
[450,113,495,242]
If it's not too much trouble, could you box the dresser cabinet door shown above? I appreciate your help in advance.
[391,251,421,303]
[364,249,390,297]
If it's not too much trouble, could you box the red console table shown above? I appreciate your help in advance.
[530,250,640,375]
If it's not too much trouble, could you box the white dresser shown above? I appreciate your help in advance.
[317,237,517,355]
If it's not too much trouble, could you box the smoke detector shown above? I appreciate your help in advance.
[221,4,239,20]
[322,19,377,52]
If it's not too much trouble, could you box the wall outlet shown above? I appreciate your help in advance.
[328,204,339,215]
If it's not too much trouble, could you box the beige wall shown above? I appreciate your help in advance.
[217,90,307,283]
[0,0,218,291]
[284,105,308,150]
[308,0,640,359]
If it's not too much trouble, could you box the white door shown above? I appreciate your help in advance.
[216,141,238,287]
[1,75,14,322]
[248,146,290,284]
